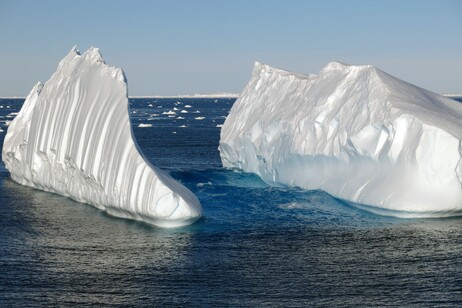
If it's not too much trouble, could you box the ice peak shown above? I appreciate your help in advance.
[70,45,80,55]
[320,61,379,75]
[322,61,351,72]
[252,61,383,83]
[252,61,276,74]
[32,81,44,94]
[252,62,313,80]
[83,47,105,64]
[59,46,105,68]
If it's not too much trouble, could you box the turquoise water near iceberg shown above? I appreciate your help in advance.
[0,97,461,306]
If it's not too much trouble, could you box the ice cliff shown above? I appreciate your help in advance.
[2,47,202,227]
[219,62,462,217]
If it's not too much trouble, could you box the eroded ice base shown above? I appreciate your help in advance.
[220,62,462,217]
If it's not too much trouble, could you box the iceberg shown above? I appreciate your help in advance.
[219,62,462,217]
[2,47,202,228]
[138,123,153,128]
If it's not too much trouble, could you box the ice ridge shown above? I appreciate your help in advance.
[2,47,202,228]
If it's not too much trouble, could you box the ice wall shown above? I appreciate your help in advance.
[220,62,462,217]
[2,47,202,227]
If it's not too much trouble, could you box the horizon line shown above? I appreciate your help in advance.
[0,93,240,100]
[2,93,462,100]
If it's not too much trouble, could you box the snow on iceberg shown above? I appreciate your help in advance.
[2,47,202,228]
[219,62,462,217]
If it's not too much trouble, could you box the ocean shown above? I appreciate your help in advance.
[1,96,461,306]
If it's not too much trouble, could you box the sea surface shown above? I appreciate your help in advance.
[1,96,462,307]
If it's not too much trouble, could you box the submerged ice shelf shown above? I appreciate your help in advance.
[219,61,462,217]
[2,47,202,228]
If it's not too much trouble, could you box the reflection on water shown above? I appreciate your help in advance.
[1,98,462,306]
[2,170,462,306]
[0,173,196,305]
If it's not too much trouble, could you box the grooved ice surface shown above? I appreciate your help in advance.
[2,47,202,228]
[220,62,462,217]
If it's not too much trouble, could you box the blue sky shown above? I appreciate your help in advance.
[1,0,461,96]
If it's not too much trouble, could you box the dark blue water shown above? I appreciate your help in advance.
[1,97,462,306]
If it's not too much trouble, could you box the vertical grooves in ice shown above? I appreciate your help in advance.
[2,47,202,228]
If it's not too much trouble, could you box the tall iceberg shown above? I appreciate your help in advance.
[2,47,202,228]
[219,62,462,217]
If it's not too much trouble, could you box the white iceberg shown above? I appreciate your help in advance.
[138,123,153,128]
[219,62,462,217]
[2,47,202,228]
[162,110,176,115]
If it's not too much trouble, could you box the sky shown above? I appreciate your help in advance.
[0,0,461,96]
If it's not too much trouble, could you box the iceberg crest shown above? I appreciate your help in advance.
[219,62,462,217]
[2,47,202,228]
